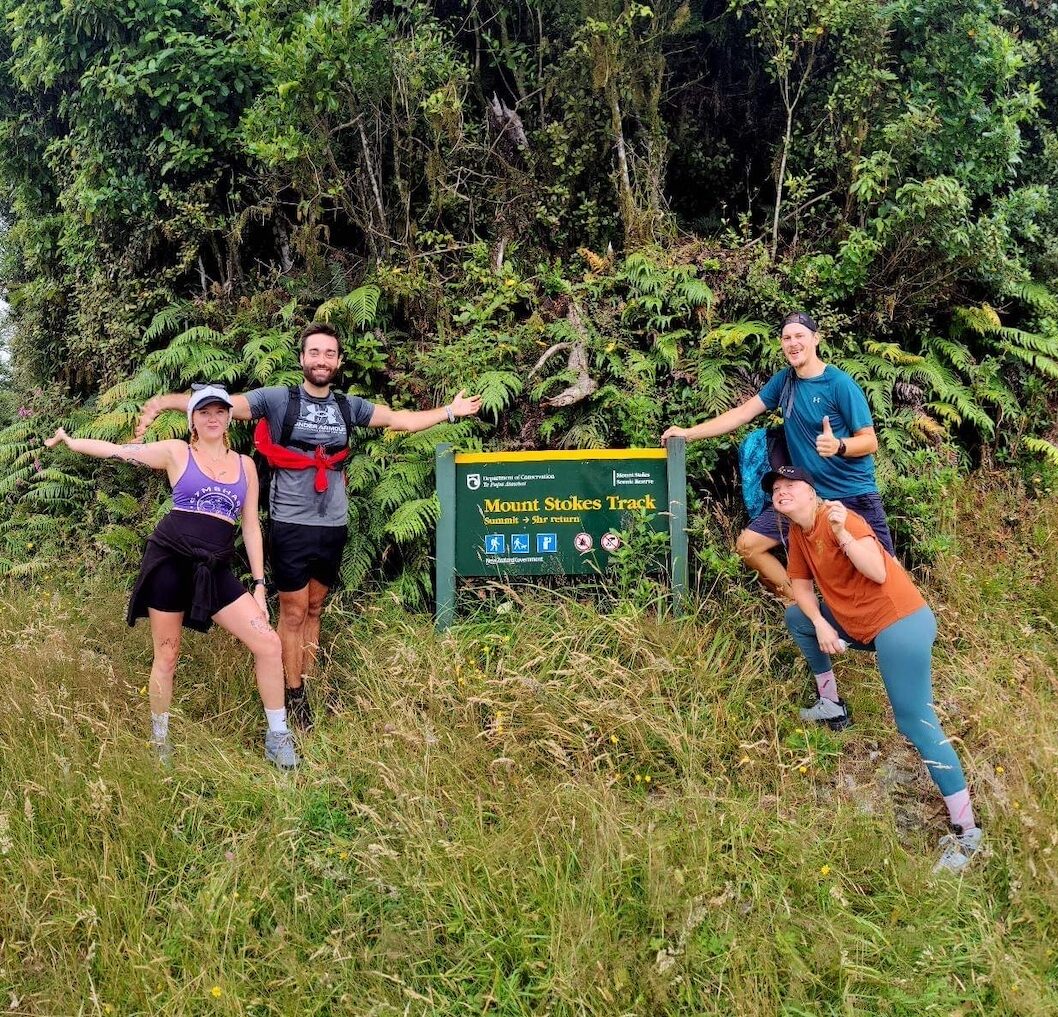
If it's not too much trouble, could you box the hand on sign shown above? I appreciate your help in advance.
[660,425,688,445]
[815,416,841,457]
[823,499,848,537]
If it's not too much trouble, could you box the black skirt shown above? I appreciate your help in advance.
[127,511,246,633]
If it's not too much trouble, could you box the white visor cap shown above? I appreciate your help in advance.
[187,385,235,429]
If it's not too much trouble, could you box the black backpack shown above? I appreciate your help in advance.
[254,385,357,516]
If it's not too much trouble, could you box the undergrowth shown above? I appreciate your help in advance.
[0,477,1056,1015]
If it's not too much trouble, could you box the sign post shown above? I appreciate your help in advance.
[435,440,688,629]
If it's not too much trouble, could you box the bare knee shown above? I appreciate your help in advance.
[279,599,308,629]
[306,599,325,622]
[152,641,180,678]
[736,529,770,563]
[250,623,283,663]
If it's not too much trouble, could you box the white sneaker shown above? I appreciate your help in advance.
[933,826,984,873]
[799,696,852,730]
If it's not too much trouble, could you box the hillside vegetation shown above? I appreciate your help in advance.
[1,476,1056,1016]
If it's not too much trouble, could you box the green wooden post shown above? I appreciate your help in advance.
[666,437,688,616]
[435,443,456,631]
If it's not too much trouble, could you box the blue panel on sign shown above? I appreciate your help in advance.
[485,534,506,554]
[536,533,557,553]
[511,534,530,554]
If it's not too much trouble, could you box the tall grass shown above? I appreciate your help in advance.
[1,477,1056,1015]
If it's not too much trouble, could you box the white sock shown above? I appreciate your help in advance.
[943,788,976,831]
[265,707,289,734]
[814,670,839,702]
[151,713,169,740]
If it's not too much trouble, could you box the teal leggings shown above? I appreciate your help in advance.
[785,603,967,796]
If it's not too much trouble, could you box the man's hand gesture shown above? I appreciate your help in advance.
[815,416,840,457]
[450,390,482,419]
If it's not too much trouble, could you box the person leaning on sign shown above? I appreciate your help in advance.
[137,321,482,733]
[660,311,894,605]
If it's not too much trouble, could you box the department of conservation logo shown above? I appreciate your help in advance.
[466,474,481,490]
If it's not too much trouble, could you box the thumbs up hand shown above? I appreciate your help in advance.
[815,415,841,457]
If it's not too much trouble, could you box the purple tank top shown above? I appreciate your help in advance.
[171,451,247,523]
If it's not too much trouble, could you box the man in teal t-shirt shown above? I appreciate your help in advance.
[661,311,893,602]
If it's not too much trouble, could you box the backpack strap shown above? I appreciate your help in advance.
[778,367,796,420]
[278,384,302,447]
[333,391,355,438]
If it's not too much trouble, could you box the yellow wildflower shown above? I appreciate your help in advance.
[210,986,222,998]
[798,765,808,774]
[996,765,1005,775]
[820,865,831,876]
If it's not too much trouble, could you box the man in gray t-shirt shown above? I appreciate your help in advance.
[245,386,375,526]
[139,321,481,731]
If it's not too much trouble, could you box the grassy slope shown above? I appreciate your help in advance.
[1,478,1057,1017]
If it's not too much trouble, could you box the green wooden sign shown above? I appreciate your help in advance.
[435,440,688,628]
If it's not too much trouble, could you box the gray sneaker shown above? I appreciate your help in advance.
[150,735,173,767]
[799,696,852,730]
[933,826,984,874]
[264,729,300,770]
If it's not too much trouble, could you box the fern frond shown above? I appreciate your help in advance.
[385,496,440,543]
[474,371,524,415]
[1023,436,1058,468]
[315,284,381,329]
[705,320,771,349]
[142,303,192,344]
[864,341,924,365]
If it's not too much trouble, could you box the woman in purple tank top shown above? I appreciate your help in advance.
[45,384,298,770]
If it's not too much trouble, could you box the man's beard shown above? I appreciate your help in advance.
[303,365,338,386]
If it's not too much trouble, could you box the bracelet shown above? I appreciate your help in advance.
[839,537,854,553]
[836,439,847,457]
[253,579,266,586]
[445,404,455,423]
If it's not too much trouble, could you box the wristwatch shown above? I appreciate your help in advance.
[836,439,847,457]
[445,404,455,423]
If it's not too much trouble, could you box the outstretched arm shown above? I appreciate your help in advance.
[45,429,181,471]
[369,389,481,433]
[136,392,252,437]
[661,395,767,445]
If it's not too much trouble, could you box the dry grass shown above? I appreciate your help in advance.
[1,477,1057,1015]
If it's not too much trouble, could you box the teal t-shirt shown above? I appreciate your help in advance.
[758,365,877,499]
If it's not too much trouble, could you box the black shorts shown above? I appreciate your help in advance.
[270,521,347,593]
[746,493,895,555]
[138,513,246,620]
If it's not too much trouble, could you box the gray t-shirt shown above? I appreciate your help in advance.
[246,386,375,526]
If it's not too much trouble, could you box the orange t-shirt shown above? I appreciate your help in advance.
[786,506,926,643]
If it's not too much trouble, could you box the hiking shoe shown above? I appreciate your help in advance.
[150,735,173,767]
[799,696,852,730]
[264,730,300,770]
[285,684,314,732]
[933,826,984,874]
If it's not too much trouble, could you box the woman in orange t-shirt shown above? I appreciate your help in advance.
[765,466,981,873]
